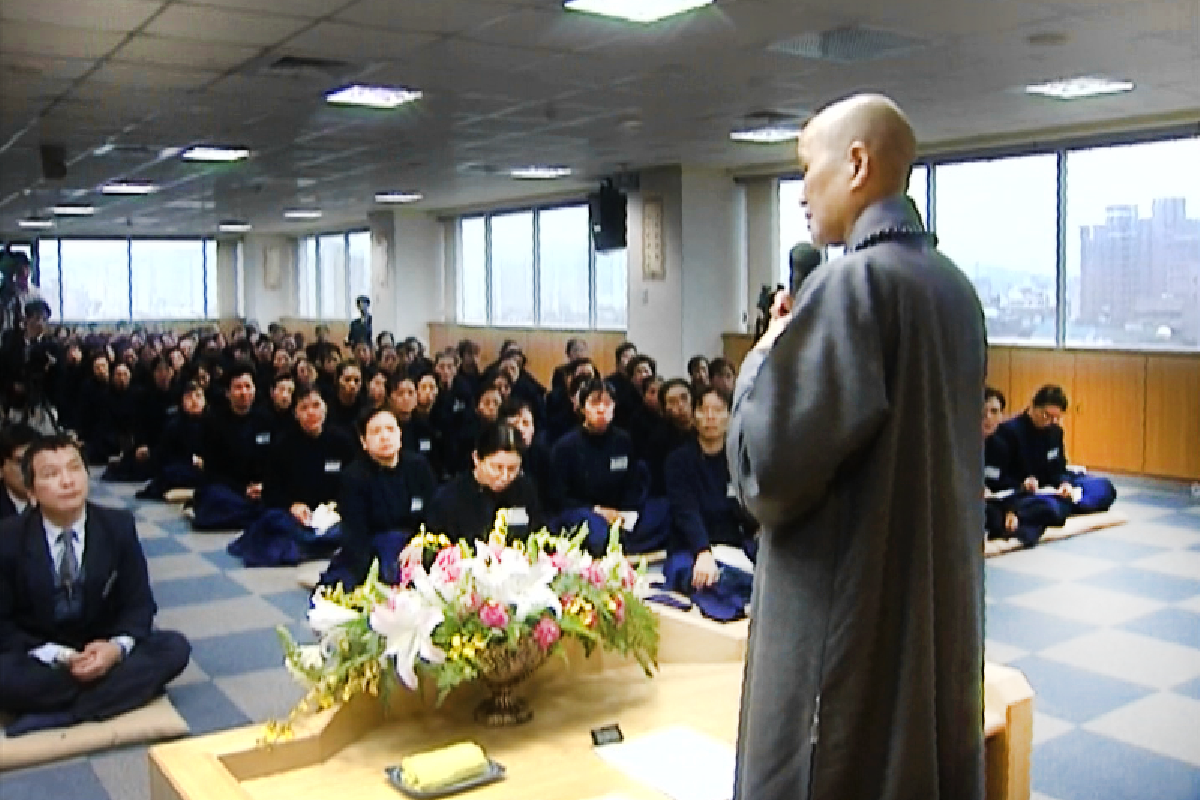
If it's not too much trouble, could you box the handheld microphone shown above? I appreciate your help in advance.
[789,242,823,297]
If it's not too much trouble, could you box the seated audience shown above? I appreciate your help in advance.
[614,354,655,433]
[136,380,207,501]
[327,361,365,437]
[227,386,358,567]
[551,338,589,392]
[454,339,484,405]
[103,356,179,483]
[687,356,709,390]
[708,357,737,397]
[0,435,190,736]
[550,377,667,556]
[545,357,595,444]
[192,365,273,530]
[366,371,389,411]
[501,397,552,504]
[663,386,758,608]
[992,384,1117,516]
[448,384,504,476]
[644,378,695,496]
[427,423,544,545]
[319,408,437,590]
[266,373,297,437]
[0,424,38,520]
[388,374,440,470]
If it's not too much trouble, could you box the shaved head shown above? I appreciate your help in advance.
[796,93,918,246]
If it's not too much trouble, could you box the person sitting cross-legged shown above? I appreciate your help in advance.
[0,434,191,737]
[227,386,358,568]
[992,384,1117,517]
[135,379,207,502]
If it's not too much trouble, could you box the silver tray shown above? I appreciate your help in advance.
[385,760,506,798]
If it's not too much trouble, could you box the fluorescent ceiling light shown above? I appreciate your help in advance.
[283,209,323,220]
[1024,76,1134,100]
[50,204,95,216]
[326,84,423,109]
[564,0,714,23]
[510,166,572,180]
[730,126,801,144]
[180,145,251,162]
[101,181,160,195]
[375,191,424,204]
[18,218,55,230]
[218,221,253,233]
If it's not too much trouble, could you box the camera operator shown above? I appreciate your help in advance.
[1,297,62,434]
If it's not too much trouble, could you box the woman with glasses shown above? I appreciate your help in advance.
[426,423,543,545]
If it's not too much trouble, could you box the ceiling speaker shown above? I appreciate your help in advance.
[39,144,67,181]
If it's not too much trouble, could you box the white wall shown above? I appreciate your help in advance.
[681,166,740,364]
[743,177,780,333]
[626,166,685,376]
[241,234,295,327]
[385,210,446,343]
[214,238,238,318]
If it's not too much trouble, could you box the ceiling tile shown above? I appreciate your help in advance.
[145,5,310,46]
[281,22,437,60]
[0,0,165,33]
[0,22,126,59]
[86,61,224,90]
[334,0,512,35]
[113,34,262,70]
[184,0,355,18]
[0,53,97,80]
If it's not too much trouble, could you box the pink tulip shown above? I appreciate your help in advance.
[479,601,509,629]
[533,617,561,650]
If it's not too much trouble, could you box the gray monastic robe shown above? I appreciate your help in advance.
[730,196,986,800]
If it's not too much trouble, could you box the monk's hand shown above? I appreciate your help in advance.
[1022,477,1039,493]
[192,455,204,469]
[246,483,263,501]
[71,641,122,682]
[135,446,150,462]
[754,312,792,352]
[291,503,313,526]
[692,551,720,590]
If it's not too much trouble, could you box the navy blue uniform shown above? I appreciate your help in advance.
[549,426,646,514]
[993,412,1116,515]
[320,452,437,589]
[192,404,273,530]
[426,472,544,545]
[665,438,757,555]
[401,415,442,478]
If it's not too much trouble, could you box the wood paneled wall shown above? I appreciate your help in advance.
[723,335,1200,481]
[428,324,629,387]
[277,319,350,351]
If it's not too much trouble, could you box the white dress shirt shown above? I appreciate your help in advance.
[5,487,27,515]
[29,509,135,665]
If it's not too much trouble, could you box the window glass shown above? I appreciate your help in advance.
[130,240,207,320]
[459,217,488,325]
[933,154,1058,344]
[60,239,130,321]
[235,241,246,318]
[297,237,318,318]
[489,211,535,326]
[318,234,348,320]
[205,239,218,318]
[36,239,61,320]
[538,205,591,328]
[1065,138,1200,349]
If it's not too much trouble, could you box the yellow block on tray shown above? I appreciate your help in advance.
[400,741,490,792]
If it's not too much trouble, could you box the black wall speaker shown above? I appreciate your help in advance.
[589,181,627,252]
[39,144,67,181]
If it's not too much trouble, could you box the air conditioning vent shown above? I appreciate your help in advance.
[264,55,352,77]
[769,26,927,63]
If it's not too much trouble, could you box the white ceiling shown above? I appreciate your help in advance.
[1,0,1197,236]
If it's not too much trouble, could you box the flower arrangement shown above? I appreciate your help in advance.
[265,514,659,741]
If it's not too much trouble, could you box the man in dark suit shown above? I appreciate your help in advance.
[0,424,38,521]
[0,434,191,736]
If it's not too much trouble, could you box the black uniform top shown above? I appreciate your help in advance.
[664,438,757,555]
[994,412,1069,489]
[155,412,205,470]
[337,452,437,585]
[511,372,547,426]
[262,426,359,511]
[641,418,692,497]
[327,394,365,439]
[983,433,1013,493]
[200,403,274,491]
[136,385,180,450]
[549,425,647,514]
[426,471,544,544]
[401,414,442,478]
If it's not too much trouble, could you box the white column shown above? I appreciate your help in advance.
[381,209,446,343]
[241,234,295,327]
[626,166,685,375]
[214,238,239,319]
[744,177,780,333]
[681,166,741,365]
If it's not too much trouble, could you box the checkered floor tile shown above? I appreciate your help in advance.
[3,478,1200,800]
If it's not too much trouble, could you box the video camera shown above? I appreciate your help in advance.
[755,283,786,340]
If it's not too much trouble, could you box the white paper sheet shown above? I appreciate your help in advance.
[711,544,754,575]
[595,726,735,800]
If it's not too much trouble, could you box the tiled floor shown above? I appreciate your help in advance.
[2,478,1200,799]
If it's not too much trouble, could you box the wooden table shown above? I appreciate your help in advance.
[149,610,1032,800]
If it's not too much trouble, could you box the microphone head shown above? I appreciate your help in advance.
[789,242,823,296]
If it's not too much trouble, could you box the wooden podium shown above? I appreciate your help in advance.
[148,608,1032,800]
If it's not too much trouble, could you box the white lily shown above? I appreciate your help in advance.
[369,588,445,690]
[284,643,325,686]
[471,546,561,621]
[308,595,360,637]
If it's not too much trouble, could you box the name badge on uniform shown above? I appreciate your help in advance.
[984,466,1001,480]
[411,497,424,512]
[505,507,529,525]
[167,405,179,416]
[453,400,465,413]
[256,432,271,445]
[1047,448,1060,460]
[419,439,432,452]
[609,456,628,472]
[727,482,737,498]
[324,460,342,473]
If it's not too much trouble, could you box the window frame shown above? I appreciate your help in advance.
[297,228,369,320]
[457,200,622,330]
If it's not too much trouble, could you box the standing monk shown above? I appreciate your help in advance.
[730,94,986,800]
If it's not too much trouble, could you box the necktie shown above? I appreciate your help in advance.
[57,530,79,599]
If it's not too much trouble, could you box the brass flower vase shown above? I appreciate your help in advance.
[474,637,547,726]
